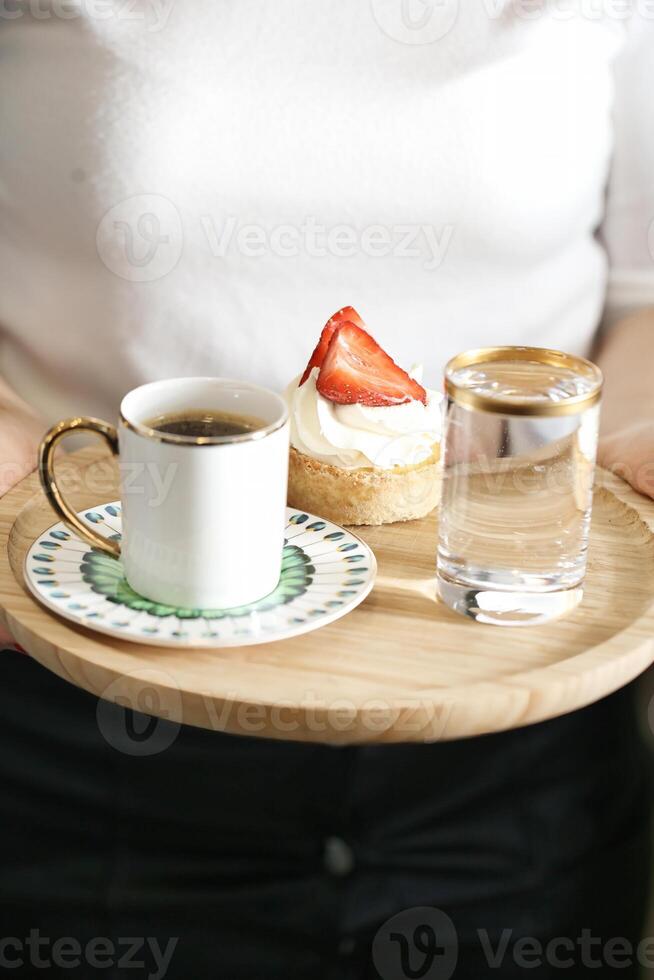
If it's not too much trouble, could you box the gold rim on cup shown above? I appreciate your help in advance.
[119,409,289,446]
[444,346,603,418]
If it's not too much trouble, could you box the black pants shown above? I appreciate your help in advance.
[0,650,650,979]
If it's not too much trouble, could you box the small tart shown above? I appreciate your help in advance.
[287,445,441,527]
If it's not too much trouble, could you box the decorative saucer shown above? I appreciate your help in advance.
[24,502,376,647]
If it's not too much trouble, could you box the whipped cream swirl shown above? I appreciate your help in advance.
[285,366,442,471]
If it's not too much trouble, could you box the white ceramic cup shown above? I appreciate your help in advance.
[39,377,290,609]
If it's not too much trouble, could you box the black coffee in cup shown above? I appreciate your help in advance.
[145,409,265,439]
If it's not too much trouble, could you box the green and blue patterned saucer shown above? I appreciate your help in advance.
[24,502,376,647]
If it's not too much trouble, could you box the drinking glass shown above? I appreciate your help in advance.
[437,347,603,626]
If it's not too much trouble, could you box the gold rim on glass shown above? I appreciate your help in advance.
[444,347,603,417]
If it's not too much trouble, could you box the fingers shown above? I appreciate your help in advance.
[598,424,654,499]
[0,626,17,649]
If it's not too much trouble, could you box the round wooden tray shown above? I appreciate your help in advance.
[1,447,654,745]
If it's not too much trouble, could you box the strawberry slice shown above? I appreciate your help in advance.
[316,322,427,407]
[299,306,366,386]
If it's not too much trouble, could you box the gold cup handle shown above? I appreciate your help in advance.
[38,417,121,558]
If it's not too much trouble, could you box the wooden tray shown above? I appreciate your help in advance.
[1,447,654,745]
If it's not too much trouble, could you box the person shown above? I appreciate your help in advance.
[1,3,653,977]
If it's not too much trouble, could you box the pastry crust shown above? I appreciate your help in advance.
[287,445,441,526]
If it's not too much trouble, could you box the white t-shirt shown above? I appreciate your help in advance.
[0,2,653,422]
